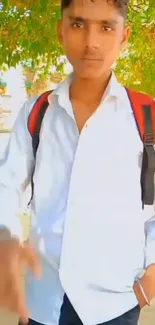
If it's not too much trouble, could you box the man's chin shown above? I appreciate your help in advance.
[75,68,104,80]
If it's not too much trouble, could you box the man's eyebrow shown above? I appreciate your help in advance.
[67,16,119,25]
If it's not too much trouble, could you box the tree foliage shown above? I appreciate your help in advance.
[116,0,155,96]
[0,0,155,96]
[0,0,62,73]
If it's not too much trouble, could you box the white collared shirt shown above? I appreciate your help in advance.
[0,73,155,325]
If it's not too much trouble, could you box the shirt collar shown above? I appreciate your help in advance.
[48,74,73,116]
[103,71,126,100]
[48,74,72,102]
[48,71,126,109]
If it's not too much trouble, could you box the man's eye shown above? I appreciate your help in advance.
[72,22,84,28]
[102,26,112,32]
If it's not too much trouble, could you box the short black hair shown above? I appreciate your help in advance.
[61,0,130,19]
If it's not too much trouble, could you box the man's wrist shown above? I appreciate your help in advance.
[145,263,155,276]
[136,264,155,281]
[136,269,146,280]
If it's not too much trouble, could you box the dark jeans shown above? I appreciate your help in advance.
[19,295,140,325]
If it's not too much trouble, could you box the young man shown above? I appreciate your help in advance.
[0,0,155,325]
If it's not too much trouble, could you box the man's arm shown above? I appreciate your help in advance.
[144,215,155,268]
[134,215,155,307]
[0,96,37,240]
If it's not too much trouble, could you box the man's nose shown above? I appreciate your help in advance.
[84,26,100,49]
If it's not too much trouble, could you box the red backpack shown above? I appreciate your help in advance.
[27,88,155,208]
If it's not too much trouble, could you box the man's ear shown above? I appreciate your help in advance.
[121,26,131,51]
[57,20,63,45]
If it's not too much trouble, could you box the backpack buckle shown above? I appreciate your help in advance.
[144,133,154,146]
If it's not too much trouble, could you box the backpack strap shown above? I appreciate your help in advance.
[126,88,155,208]
[28,90,53,157]
[27,90,53,203]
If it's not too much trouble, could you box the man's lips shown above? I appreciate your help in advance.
[82,58,103,61]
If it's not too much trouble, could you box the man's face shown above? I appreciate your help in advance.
[58,0,130,79]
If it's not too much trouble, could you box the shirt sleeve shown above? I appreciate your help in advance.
[0,96,38,241]
[144,214,155,268]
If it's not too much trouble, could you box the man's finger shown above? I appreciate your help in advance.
[21,243,41,278]
[9,259,29,323]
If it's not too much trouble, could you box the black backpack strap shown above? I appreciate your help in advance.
[126,88,155,208]
[141,105,155,208]
[28,90,53,204]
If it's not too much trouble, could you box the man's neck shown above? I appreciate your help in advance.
[70,70,112,104]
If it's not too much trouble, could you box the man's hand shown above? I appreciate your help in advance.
[0,230,41,324]
[134,264,155,308]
